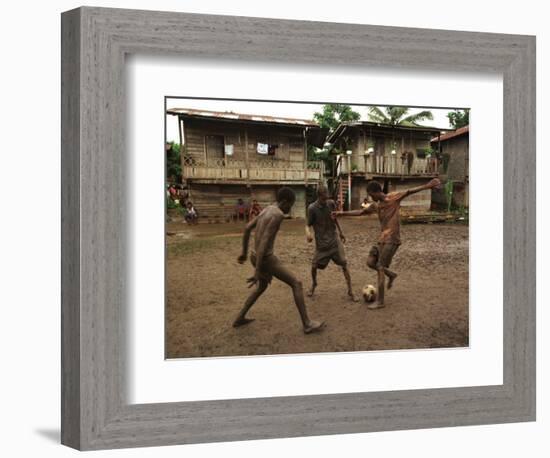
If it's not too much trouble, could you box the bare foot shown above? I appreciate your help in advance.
[232,318,255,328]
[348,292,359,302]
[367,303,385,310]
[387,273,398,290]
[303,320,325,334]
[307,284,317,297]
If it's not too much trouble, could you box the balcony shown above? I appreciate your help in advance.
[338,154,439,178]
[182,157,325,184]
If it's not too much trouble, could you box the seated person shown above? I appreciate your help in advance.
[168,184,178,200]
[234,198,248,221]
[184,201,198,224]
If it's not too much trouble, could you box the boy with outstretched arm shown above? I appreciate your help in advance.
[334,178,441,309]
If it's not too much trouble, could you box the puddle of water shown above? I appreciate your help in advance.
[166,218,309,240]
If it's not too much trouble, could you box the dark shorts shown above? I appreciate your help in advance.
[313,240,347,269]
[368,243,399,269]
[250,253,282,284]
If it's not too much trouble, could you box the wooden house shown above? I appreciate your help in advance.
[327,121,448,212]
[167,108,329,220]
[431,125,469,209]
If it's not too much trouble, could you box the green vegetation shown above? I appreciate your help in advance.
[368,106,434,126]
[447,109,469,129]
[166,196,178,209]
[313,104,361,132]
[311,104,361,171]
[166,141,183,183]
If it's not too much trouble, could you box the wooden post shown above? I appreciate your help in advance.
[338,171,344,211]
[244,127,250,187]
[179,117,185,184]
[178,116,183,148]
[404,135,406,175]
[182,116,187,182]
[438,133,442,174]
[304,128,308,185]
[347,154,352,210]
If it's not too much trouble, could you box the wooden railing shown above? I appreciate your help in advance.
[364,155,439,176]
[182,157,324,182]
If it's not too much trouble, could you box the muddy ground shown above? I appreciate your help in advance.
[165,216,469,358]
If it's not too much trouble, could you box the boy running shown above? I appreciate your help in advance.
[305,185,357,301]
[334,178,441,309]
[234,187,324,334]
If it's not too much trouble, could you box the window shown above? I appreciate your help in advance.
[205,135,224,159]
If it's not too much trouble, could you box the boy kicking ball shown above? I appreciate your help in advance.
[234,187,325,334]
[334,178,441,309]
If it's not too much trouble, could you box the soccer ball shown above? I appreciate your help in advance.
[362,284,377,303]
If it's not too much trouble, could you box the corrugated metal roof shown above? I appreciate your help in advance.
[431,125,469,143]
[327,121,450,144]
[167,108,318,127]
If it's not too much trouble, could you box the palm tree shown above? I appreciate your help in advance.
[368,106,434,126]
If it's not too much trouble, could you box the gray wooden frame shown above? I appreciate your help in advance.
[61,6,536,451]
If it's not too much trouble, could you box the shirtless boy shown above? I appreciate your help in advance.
[334,178,441,309]
[305,184,357,301]
[234,187,324,334]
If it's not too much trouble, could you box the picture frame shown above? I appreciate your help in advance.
[61,6,536,450]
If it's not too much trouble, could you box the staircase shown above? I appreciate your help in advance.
[337,178,349,211]
[331,155,349,211]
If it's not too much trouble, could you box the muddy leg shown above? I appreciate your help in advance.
[233,279,269,327]
[308,265,318,297]
[368,268,386,310]
[272,263,324,334]
[384,268,398,289]
[367,254,378,272]
[342,266,358,302]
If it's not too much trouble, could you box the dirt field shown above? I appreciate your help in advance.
[165,216,469,358]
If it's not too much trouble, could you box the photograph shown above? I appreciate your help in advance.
[164,99,470,359]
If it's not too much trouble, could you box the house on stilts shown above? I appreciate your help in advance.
[167,108,329,220]
[326,121,451,212]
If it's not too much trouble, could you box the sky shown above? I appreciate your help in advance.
[165,98,460,143]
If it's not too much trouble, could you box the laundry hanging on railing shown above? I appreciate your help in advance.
[224,144,234,156]
[256,142,269,155]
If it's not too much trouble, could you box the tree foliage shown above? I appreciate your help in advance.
[313,104,361,133]
[368,106,434,126]
[311,104,361,173]
[166,142,182,183]
[447,109,469,129]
